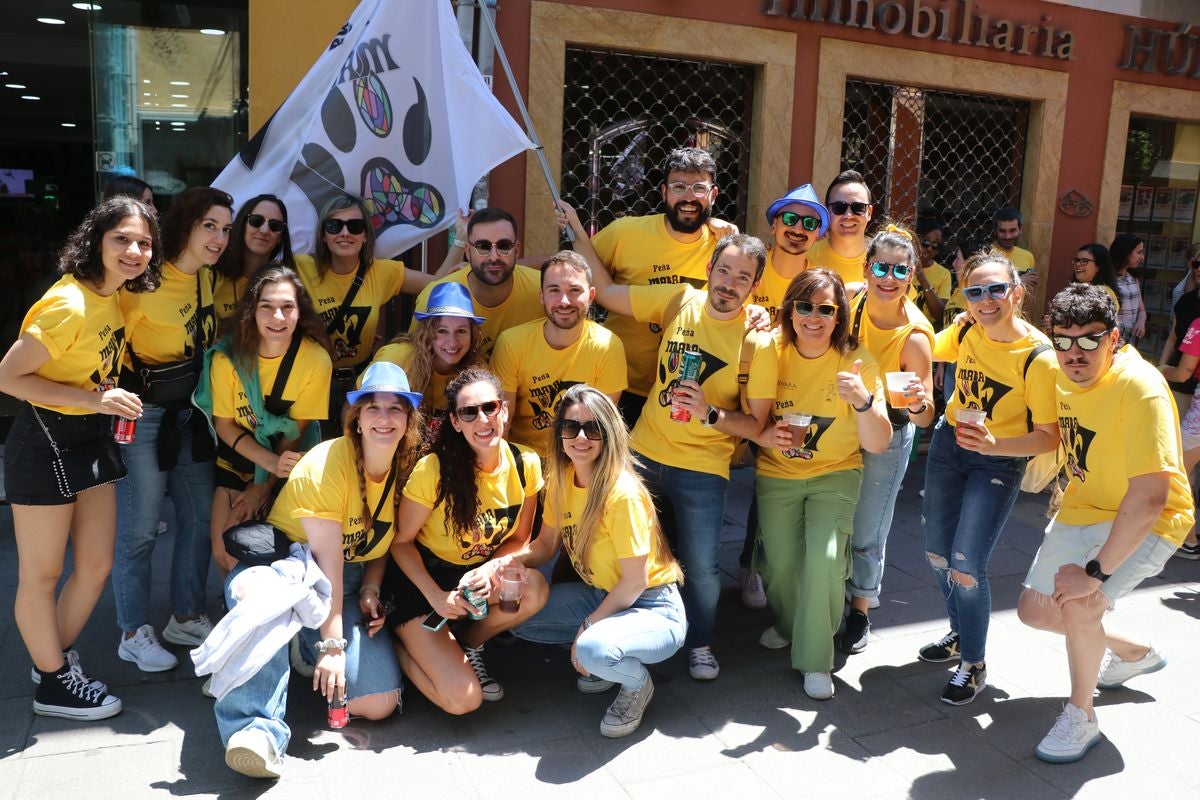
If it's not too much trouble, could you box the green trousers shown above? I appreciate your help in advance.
[755,469,862,673]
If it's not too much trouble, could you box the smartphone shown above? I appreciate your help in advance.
[421,611,448,631]
[359,599,395,628]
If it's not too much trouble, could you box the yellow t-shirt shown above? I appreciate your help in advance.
[850,293,935,376]
[628,285,777,478]
[294,254,407,370]
[403,443,543,565]
[756,335,882,480]
[934,321,1058,438]
[751,249,806,327]
[21,275,127,414]
[267,437,400,563]
[807,238,867,286]
[592,214,717,396]
[212,273,248,323]
[546,467,681,592]
[907,262,953,325]
[490,319,628,458]
[942,289,967,332]
[1055,347,1193,544]
[120,261,216,365]
[369,341,449,412]
[991,244,1036,275]
[1099,284,1120,313]
[410,265,542,360]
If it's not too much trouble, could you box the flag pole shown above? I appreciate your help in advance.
[473,0,574,241]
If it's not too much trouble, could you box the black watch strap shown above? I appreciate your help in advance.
[1085,559,1111,582]
[853,393,874,413]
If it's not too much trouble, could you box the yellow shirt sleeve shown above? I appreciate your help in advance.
[629,284,688,327]
[490,326,522,395]
[402,453,441,510]
[23,289,83,360]
[211,351,243,420]
[746,329,779,400]
[288,340,333,420]
[932,323,963,363]
[1024,348,1059,427]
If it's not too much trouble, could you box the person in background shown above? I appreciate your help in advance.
[934,238,987,404]
[213,195,295,323]
[0,197,160,720]
[1110,233,1146,345]
[102,175,156,214]
[1156,291,1200,561]
[990,207,1037,302]
[1158,241,1200,419]
[910,216,953,326]
[1069,243,1120,311]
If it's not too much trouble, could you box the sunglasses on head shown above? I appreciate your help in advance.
[455,400,501,421]
[777,211,821,231]
[470,238,516,256]
[869,261,911,280]
[828,200,870,216]
[794,299,839,318]
[962,282,1013,302]
[1051,329,1112,352]
[247,213,286,233]
[560,419,603,440]
[323,218,367,235]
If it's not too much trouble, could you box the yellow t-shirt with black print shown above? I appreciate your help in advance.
[942,289,967,332]
[851,293,935,375]
[807,238,867,287]
[756,334,882,480]
[213,273,248,323]
[491,319,628,458]
[22,275,127,414]
[403,443,543,565]
[294,254,407,370]
[1056,347,1193,545]
[592,214,717,396]
[211,338,332,479]
[907,262,953,326]
[546,467,681,592]
[934,321,1058,438]
[120,261,216,365]
[410,265,542,361]
[628,285,778,479]
[268,437,400,563]
[751,248,808,327]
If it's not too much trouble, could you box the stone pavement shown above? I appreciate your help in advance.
[2,455,1198,800]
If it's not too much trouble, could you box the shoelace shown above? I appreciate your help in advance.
[691,647,717,668]
[933,631,958,649]
[746,573,764,591]
[948,665,974,688]
[464,646,494,684]
[609,686,643,719]
[63,651,104,690]
[1048,706,1086,740]
[61,670,105,703]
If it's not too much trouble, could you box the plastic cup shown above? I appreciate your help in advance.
[956,408,986,427]
[498,566,525,614]
[782,412,812,447]
[885,372,916,408]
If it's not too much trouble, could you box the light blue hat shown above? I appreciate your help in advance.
[345,361,422,408]
[765,184,830,238]
[413,282,485,324]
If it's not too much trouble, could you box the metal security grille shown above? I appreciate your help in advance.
[560,46,754,236]
[840,79,1030,247]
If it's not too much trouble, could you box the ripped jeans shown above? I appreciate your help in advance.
[921,417,1026,665]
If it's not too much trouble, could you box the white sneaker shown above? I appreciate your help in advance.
[803,671,835,700]
[201,676,215,699]
[1035,703,1101,763]
[225,728,282,779]
[758,626,790,650]
[739,567,768,610]
[31,649,107,693]
[118,625,178,672]
[1098,647,1167,689]
[600,677,655,738]
[688,646,720,681]
[162,615,213,647]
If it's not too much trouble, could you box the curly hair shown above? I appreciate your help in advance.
[341,393,423,536]
[314,195,375,278]
[779,268,855,355]
[215,194,295,281]
[1048,283,1117,332]
[386,316,484,411]
[160,187,234,263]
[229,264,333,370]
[661,147,716,182]
[58,197,162,293]
[433,367,505,539]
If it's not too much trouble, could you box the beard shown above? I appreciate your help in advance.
[665,200,713,234]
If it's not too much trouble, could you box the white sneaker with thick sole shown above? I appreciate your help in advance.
[739,567,768,610]
[803,671,835,700]
[758,626,790,650]
[162,615,213,647]
[1098,647,1166,689]
[118,624,178,672]
[1035,703,1101,763]
[688,646,720,681]
[225,728,282,779]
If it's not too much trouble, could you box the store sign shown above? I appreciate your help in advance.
[763,0,1075,61]
[1119,24,1200,77]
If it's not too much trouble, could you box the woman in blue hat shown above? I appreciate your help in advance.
[211,361,423,779]
[367,281,486,450]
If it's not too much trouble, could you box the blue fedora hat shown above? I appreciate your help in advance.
[413,282,485,324]
[345,361,423,408]
[764,184,830,238]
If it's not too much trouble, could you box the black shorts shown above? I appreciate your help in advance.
[4,405,125,506]
[380,547,475,628]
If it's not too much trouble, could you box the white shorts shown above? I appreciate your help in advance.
[1023,519,1177,608]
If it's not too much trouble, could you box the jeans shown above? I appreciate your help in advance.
[514,582,686,689]
[634,454,727,649]
[113,404,214,631]
[922,417,1026,664]
[848,422,913,601]
[213,560,403,753]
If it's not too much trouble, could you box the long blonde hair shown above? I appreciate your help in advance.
[387,315,484,411]
[547,385,679,582]
[341,393,423,533]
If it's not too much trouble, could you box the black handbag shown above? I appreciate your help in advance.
[223,521,293,567]
[122,271,211,406]
[31,407,126,497]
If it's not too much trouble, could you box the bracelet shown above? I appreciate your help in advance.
[853,392,874,413]
[450,238,466,248]
[230,431,250,453]
[359,583,381,597]
[315,637,347,654]
[582,616,594,630]
[907,401,930,415]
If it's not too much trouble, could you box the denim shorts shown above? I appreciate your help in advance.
[1024,518,1178,608]
[4,404,124,505]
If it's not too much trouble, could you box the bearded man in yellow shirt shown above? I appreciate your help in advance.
[1017,283,1193,764]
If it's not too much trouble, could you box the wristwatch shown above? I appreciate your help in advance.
[853,392,874,413]
[702,405,720,427]
[316,637,348,653]
[1084,559,1111,583]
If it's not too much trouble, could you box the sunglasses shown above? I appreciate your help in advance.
[469,238,516,256]
[560,419,603,440]
[455,400,501,421]
[1070,257,1095,266]
[1051,329,1112,352]
[323,218,367,235]
[869,261,911,280]
[828,200,870,216]
[246,214,286,233]
[777,211,821,231]
[962,282,1013,302]
[1191,259,1200,270]
[665,181,713,197]
[794,299,839,318]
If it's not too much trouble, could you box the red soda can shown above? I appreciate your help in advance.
[671,350,702,422]
[327,693,348,729]
[113,416,136,444]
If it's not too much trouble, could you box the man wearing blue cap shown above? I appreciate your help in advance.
[754,185,830,325]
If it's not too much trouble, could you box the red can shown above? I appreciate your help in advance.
[113,416,136,444]
[327,693,348,729]
[670,350,703,422]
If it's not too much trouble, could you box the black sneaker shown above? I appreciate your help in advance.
[33,666,122,721]
[838,610,870,654]
[941,662,986,706]
[1173,541,1200,560]
[918,630,960,663]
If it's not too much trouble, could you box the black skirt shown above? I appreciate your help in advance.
[380,543,476,628]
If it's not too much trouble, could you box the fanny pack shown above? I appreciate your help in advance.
[223,521,293,567]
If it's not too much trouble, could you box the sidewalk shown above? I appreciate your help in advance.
[2,456,1198,799]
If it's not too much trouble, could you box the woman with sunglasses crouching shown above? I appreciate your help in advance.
[919,252,1059,705]
[840,225,935,656]
[755,270,891,699]
[510,385,686,736]
[380,367,547,713]
[213,194,295,323]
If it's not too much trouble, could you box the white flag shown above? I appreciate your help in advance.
[213,0,533,257]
